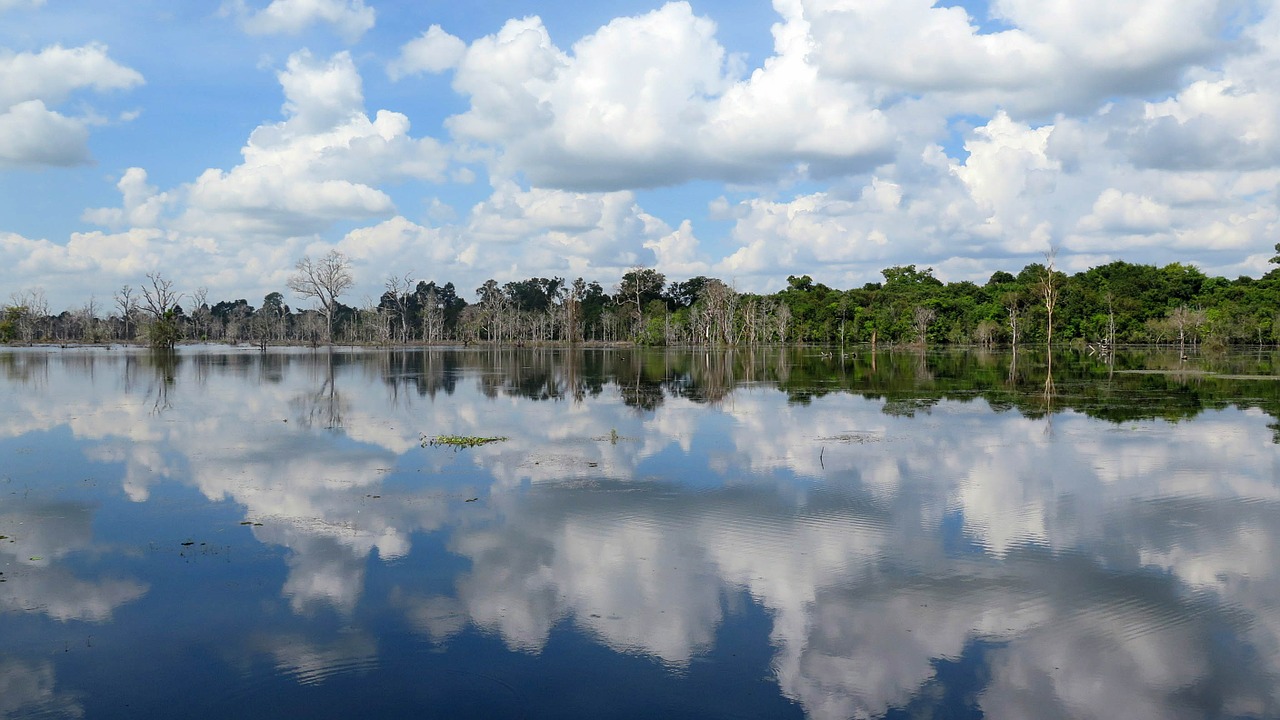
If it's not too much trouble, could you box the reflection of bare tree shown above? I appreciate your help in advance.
[0,350,50,385]
[145,350,179,414]
[1042,353,1056,435]
[670,349,734,405]
[292,351,346,430]
[563,348,584,403]
[913,347,933,383]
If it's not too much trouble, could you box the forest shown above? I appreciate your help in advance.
[4,246,1280,351]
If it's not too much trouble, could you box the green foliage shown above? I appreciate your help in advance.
[422,435,508,448]
[147,310,181,350]
[0,306,19,343]
[15,257,1280,348]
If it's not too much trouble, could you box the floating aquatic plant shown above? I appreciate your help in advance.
[422,435,508,449]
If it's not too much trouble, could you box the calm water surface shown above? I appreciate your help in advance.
[1,346,1279,719]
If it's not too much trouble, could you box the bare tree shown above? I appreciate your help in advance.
[699,279,738,344]
[475,279,509,342]
[1104,289,1117,350]
[141,272,182,317]
[975,319,999,348]
[1168,305,1206,358]
[1040,248,1059,350]
[287,250,354,345]
[79,296,102,343]
[114,285,138,341]
[8,288,48,343]
[774,303,792,344]
[912,305,936,346]
[561,277,586,343]
[1004,292,1022,349]
[420,286,443,343]
[383,273,414,343]
[190,287,210,341]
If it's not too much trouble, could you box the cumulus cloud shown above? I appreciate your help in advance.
[387,25,467,80]
[458,182,671,277]
[404,2,892,191]
[82,168,171,228]
[806,0,1231,116]
[233,0,375,42]
[179,50,448,238]
[644,219,711,277]
[1,46,459,307]
[0,43,143,108]
[0,43,142,168]
[0,100,89,167]
[1126,78,1280,171]
[1077,188,1173,234]
[335,215,459,273]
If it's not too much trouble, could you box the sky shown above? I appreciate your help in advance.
[2,0,1279,311]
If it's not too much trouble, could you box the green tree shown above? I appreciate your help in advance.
[141,272,183,350]
[617,266,666,340]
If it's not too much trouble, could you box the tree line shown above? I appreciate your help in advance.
[4,247,1280,351]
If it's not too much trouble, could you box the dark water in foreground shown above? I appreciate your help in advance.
[1,345,1279,719]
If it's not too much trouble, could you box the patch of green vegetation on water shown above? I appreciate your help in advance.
[423,435,509,449]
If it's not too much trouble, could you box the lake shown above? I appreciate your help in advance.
[1,345,1279,719]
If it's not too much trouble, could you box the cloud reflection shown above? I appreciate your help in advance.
[0,660,83,720]
[0,502,147,622]
[1,347,1279,717]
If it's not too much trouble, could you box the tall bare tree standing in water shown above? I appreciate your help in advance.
[1039,248,1059,419]
[288,251,353,345]
[1040,247,1059,352]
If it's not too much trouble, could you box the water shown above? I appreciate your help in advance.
[1,346,1278,719]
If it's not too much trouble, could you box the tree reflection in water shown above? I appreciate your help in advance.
[1,345,1279,718]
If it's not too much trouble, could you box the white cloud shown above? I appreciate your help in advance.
[0,43,142,168]
[235,0,375,42]
[178,50,448,238]
[644,219,711,277]
[424,2,892,191]
[0,100,89,167]
[461,182,670,276]
[336,215,458,270]
[805,0,1231,115]
[1077,188,1173,234]
[1127,78,1280,172]
[83,167,171,228]
[388,25,467,80]
[0,43,143,108]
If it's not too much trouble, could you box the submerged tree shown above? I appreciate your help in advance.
[288,250,353,345]
[141,272,183,350]
[114,285,138,341]
[1040,248,1060,350]
[912,305,936,346]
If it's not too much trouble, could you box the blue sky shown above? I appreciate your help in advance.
[3,0,1279,309]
